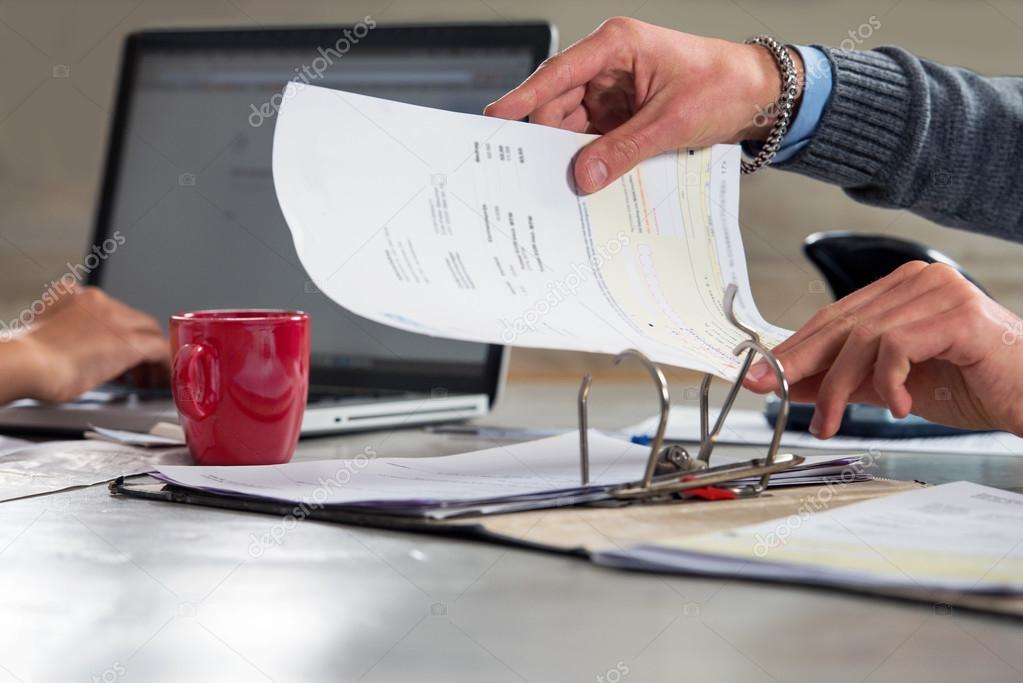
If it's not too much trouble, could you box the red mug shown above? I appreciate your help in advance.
[169,310,310,466]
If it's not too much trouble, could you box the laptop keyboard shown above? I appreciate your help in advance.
[74,386,173,404]
[76,385,420,406]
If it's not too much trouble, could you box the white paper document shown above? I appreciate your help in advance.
[627,405,1023,456]
[155,432,646,516]
[0,434,32,453]
[272,85,789,379]
[597,481,1023,593]
[154,432,869,519]
[85,425,186,448]
[0,440,191,502]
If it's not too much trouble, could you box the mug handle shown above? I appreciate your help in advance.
[172,343,219,420]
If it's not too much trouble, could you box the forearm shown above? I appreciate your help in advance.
[778,46,1023,242]
[0,339,41,404]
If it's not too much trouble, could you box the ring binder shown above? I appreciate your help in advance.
[578,284,804,500]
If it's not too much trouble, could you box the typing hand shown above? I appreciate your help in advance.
[484,17,801,193]
[743,262,1023,438]
[7,286,169,403]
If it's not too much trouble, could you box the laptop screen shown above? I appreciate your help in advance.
[93,26,550,394]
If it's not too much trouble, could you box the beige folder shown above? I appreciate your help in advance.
[436,479,1023,619]
[112,475,1023,619]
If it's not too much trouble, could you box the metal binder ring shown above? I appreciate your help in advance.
[696,284,791,492]
[576,284,801,501]
[577,349,672,487]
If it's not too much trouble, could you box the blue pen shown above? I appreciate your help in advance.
[428,424,655,444]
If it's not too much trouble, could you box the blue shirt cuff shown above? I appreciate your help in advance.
[770,45,833,164]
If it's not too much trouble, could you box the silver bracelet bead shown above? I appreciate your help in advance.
[741,35,800,175]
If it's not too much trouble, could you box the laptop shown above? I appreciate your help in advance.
[0,22,557,437]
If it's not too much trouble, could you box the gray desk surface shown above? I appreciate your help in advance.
[1,380,1022,683]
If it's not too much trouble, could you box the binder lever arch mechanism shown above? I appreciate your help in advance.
[578,284,804,500]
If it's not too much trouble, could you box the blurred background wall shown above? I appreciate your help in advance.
[2,0,1021,378]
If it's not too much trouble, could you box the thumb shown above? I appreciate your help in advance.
[573,103,678,193]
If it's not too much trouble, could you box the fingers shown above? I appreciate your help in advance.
[756,277,992,438]
[103,305,168,365]
[120,305,164,337]
[772,261,929,358]
[75,286,165,336]
[484,22,620,121]
[529,85,586,128]
[783,281,961,392]
[745,262,966,393]
[787,373,881,408]
[561,106,590,133]
[128,328,171,366]
[739,262,995,439]
[772,281,964,432]
[58,287,169,366]
[872,308,982,419]
[572,97,681,193]
[808,328,889,438]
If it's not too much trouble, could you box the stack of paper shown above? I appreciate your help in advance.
[733,454,871,486]
[153,432,872,520]
[85,424,185,448]
[0,439,190,502]
[272,85,791,381]
[595,481,1023,593]
[627,405,1023,456]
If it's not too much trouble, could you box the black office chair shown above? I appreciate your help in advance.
[803,231,990,299]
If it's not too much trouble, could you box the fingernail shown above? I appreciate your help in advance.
[586,159,608,189]
[809,410,823,437]
[747,361,769,381]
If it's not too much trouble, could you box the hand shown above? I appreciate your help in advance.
[743,262,1023,438]
[2,286,169,403]
[484,17,802,193]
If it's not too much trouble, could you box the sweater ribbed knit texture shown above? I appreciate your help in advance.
[779,46,1023,243]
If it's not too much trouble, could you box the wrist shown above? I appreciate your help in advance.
[0,337,44,404]
[740,43,804,142]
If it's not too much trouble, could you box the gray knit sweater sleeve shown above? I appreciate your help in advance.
[777,46,1023,243]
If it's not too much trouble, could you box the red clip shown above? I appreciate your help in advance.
[680,475,737,501]
[684,486,738,501]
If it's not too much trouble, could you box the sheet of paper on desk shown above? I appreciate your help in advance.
[155,432,646,514]
[0,434,32,453]
[0,440,191,502]
[85,425,185,448]
[627,405,1023,456]
[272,84,791,380]
[154,431,872,520]
[596,481,1023,593]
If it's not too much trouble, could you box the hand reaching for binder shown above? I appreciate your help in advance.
[743,261,1023,439]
